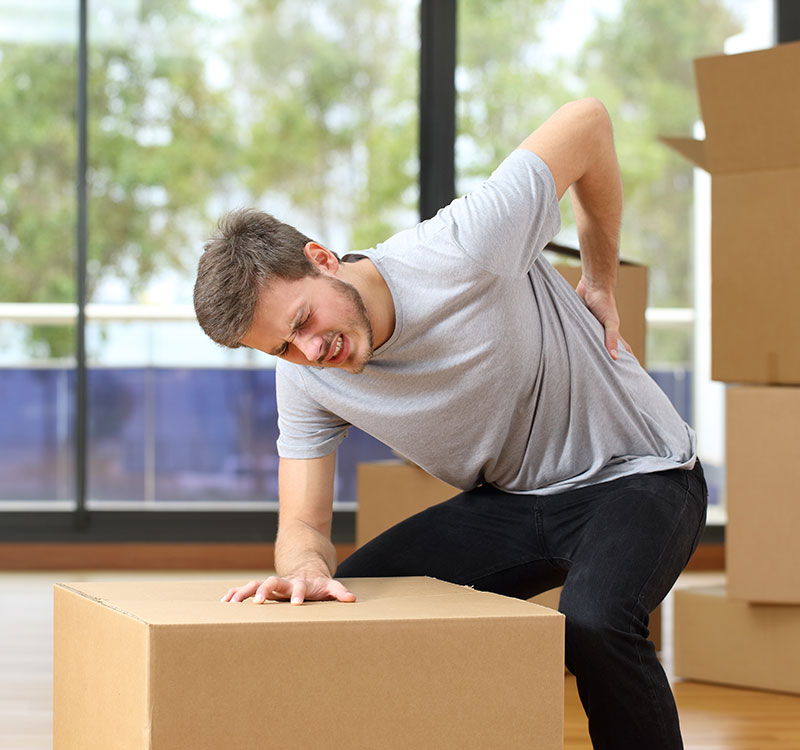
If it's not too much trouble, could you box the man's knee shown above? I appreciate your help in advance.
[559,590,652,661]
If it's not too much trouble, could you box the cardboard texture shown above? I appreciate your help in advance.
[661,41,800,384]
[53,576,565,750]
[357,461,661,650]
[356,461,459,548]
[725,385,800,603]
[554,263,648,367]
[674,584,800,695]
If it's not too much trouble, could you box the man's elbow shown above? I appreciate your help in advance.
[561,97,612,133]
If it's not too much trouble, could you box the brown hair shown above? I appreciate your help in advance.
[193,208,329,348]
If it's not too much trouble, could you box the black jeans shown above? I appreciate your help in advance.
[336,460,708,750]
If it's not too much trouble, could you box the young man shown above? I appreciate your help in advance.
[194,98,706,750]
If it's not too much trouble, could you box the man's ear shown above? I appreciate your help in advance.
[303,242,340,275]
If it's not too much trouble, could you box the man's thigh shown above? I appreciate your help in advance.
[336,483,563,597]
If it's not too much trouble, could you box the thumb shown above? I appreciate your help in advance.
[604,322,620,361]
[328,580,357,602]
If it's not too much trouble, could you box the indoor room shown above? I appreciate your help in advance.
[1,1,798,748]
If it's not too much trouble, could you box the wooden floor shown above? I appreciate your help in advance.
[564,678,800,750]
[2,570,798,749]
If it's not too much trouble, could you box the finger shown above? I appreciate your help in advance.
[229,580,260,603]
[253,576,291,603]
[220,587,237,603]
[327,580,357,602]
[290,580,307,605]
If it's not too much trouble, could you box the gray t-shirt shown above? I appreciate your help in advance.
[275,149,696,495]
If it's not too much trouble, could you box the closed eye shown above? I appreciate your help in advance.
[276,311,311,357]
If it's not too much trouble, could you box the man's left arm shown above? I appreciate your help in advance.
[518,98,631,360]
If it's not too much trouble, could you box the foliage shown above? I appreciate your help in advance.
[231,0,418,251]
[0,0,743,365]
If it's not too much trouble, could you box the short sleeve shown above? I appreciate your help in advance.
[275,362,350,459]
[439,149,561,277]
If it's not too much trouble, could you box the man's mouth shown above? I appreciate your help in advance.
[324,333,345,363]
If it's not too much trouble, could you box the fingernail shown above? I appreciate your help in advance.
[291,596,302,604]
[253,595,264,603]
[611,349,617,359]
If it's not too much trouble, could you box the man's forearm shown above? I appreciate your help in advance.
[274,518,338,579]
[568,106,623,291]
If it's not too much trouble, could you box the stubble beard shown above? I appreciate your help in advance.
[321,275,374,374]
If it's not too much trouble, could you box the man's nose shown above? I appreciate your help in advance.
[293,330,324,362]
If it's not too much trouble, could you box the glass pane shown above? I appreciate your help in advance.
[85,0,419,506]
[0,1,78,505]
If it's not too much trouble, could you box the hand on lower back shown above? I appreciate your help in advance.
[575,277,633,361]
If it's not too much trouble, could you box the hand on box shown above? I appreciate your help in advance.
[575,277,633,362]
[220,575,357,605]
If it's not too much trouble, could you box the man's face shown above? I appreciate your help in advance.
[240,272,374,374]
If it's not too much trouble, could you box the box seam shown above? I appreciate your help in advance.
[54,583,149,624]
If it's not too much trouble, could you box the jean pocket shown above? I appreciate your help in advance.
[651,466,690,493]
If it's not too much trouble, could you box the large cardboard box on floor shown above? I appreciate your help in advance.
[53,576,564,750]
[357,461,661,650]
[674,583,800,694]
[661,41,800,385]
[725,385,800,603]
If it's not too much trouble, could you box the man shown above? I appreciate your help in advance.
[194,98,706,750]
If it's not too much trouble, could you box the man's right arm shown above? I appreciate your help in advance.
[518,97,628,360]
[220,453,356,605]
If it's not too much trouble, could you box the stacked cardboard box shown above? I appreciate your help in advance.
[673,385,800,694]
[664,41,800,695]
[661,41,800,386]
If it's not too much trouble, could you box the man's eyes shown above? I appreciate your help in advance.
[277,313,310,357]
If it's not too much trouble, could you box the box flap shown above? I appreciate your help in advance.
[546,241,644,267]
[659,136,709,170]
[694,41,800,172]
[56,576,564,626]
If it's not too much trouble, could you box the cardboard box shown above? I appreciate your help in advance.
[357,461,661,649]
[661,41,800,384]
[356,460,459,548]
[726,385,800,603]
[674,583,800,694]
[54,576,564,750]
[554,262,648,366]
